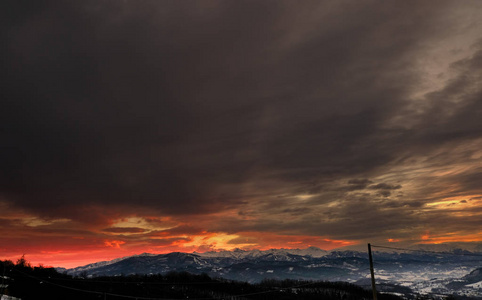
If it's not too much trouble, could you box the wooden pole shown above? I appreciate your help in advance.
[368,243,378,300]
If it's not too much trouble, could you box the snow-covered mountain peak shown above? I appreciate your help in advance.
[194,247,327,259]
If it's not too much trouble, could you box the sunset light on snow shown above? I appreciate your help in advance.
[2,0,482,269]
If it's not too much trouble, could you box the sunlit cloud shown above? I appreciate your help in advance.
[104,240,126,248]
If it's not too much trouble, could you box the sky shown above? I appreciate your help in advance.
[1,0,482,268]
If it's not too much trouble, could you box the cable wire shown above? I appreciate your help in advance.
[10,268,331,300]
[11,268,215,300]
[370,244,482,257]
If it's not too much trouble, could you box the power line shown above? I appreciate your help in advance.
[52,276,223,285]
[11,268,213,300]
[370,244,482,257]
[10,268,330,300]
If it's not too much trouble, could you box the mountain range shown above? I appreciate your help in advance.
[61,246,482,298]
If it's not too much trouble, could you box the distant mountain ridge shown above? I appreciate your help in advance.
[60,252,158,274]
[195,246,328,259]
[65,246,329,275]
[63,246,482,298]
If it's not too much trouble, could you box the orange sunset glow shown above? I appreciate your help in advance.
[2,0,482,270]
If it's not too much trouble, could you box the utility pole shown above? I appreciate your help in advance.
[368,243,378,300]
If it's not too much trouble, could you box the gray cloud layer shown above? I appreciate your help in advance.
[2,1,482,244]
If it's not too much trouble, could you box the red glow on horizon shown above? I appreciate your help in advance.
[417,233,482,244]
[1,231,359,268]
[2,212,480,269]
[387,238,400,243]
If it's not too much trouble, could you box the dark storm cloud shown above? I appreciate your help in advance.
[345,179,373,191]
[2,0,278,216]
[368,183,402,190]
[410,48,482,149]
[348,179,372,185]
[1,0,481,246]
